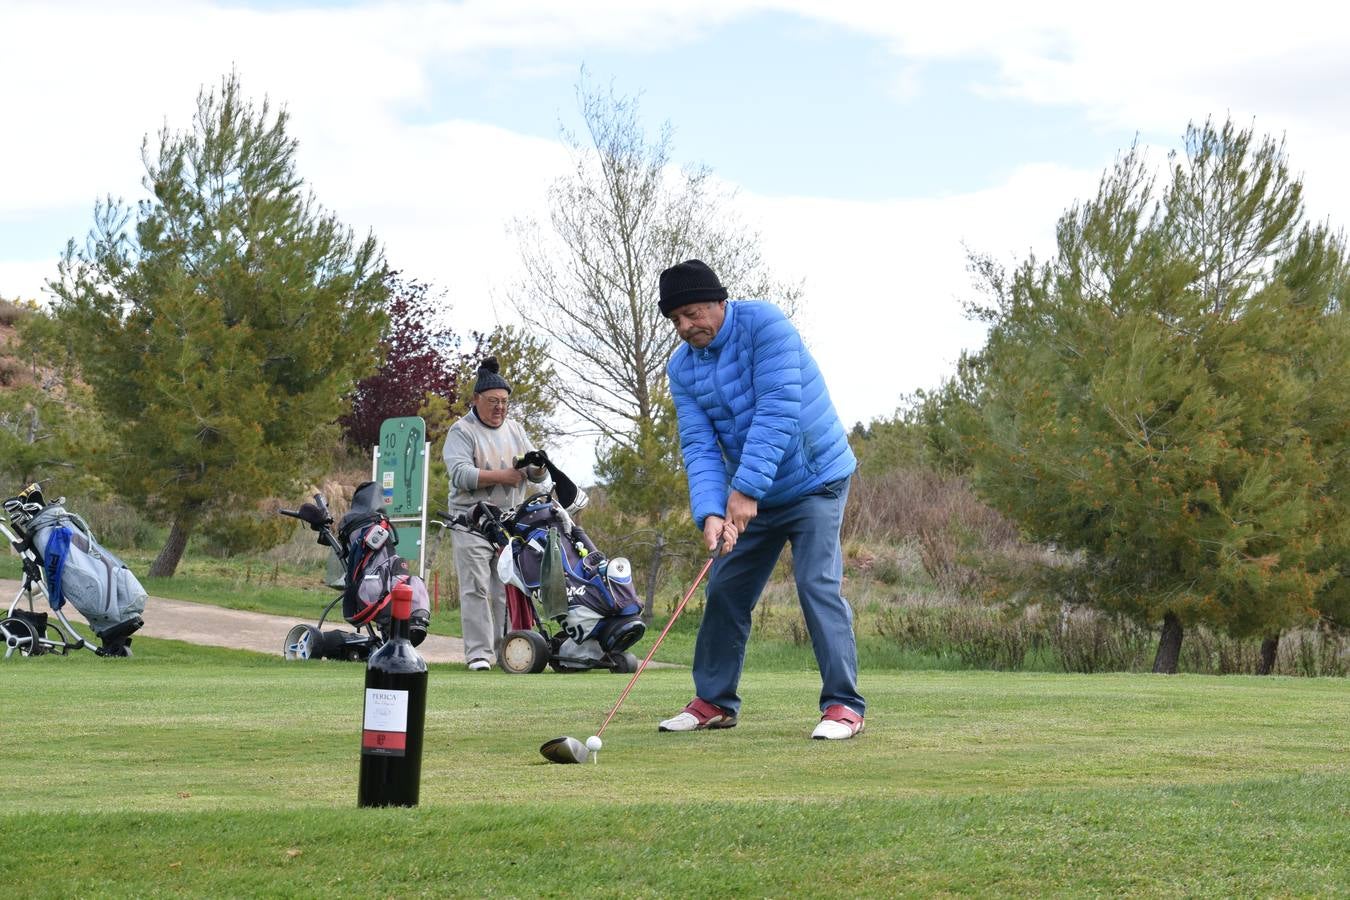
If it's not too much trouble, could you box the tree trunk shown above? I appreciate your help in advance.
[1152,612,1183,674]
[1257,632,1280,675]
[148,510,197,577]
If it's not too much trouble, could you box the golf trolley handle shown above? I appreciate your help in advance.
[278,495,344,566]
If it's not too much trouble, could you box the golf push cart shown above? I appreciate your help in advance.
[446,450,647,675]
[2,483,146,659]
[279,482,431,661]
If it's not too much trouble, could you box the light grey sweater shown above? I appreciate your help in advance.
[442,409,547,516]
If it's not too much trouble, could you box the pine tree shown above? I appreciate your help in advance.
[50,73,388,575]
[594,394,699,610]
[965,120,1346,671]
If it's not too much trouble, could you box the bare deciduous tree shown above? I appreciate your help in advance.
[511,76,798,450]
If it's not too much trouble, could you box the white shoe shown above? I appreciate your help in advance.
[658,712,701,732]
[811,704,864,740]
[658,698,737,732]
[468,659,491,671]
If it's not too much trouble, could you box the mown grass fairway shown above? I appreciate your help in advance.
[2,640,1347,897]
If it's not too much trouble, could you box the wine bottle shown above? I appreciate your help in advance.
[357,581,428,807]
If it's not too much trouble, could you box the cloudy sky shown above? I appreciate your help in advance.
[3,0,1347,472]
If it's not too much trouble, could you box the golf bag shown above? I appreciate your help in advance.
[492,496,646,660]
[335,481,430,637]
[3,485,146,656]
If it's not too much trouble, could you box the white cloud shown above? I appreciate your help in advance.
[297,119,572,335]
[4,0,1349,456]
[0,260,57,303]
[742,160,1102,428]
[791,0,1350,141]
[0,0,763,314]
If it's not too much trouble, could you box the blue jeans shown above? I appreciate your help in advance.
[692,477,864,718]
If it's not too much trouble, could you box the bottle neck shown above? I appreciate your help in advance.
[388,611,411,642]
[388,582,414,642]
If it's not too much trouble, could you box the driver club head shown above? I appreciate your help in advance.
[539,736,588,764]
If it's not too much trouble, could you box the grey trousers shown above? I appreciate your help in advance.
[451,529,507,665]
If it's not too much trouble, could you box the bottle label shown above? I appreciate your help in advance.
[361,688,409,756]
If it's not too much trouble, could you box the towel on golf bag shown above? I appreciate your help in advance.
[336,481,430,628]
[27,504,147,637]
[497,497,642,645]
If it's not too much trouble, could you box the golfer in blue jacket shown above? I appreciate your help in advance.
[657,259,866,740]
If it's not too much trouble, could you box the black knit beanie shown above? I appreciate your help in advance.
[658,259,728,316]
[472,357,512,394]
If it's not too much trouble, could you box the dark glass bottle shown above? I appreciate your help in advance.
[357,582,428,807]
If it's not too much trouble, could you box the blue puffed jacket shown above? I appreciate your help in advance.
[668,300,856,527]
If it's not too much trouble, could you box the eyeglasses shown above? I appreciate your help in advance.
[481,398,509,409]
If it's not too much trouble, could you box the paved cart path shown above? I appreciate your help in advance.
[0,578,467,663]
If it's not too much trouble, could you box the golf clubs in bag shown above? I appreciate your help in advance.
[279,481,430,661]
[454,451,645,674]
[2,483,146,658]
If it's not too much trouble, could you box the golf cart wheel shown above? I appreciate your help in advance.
[500,629,550,674]
[609,651,640,674]
[1,616,44,657]
[282,624,325,661]
[44,622,70,655]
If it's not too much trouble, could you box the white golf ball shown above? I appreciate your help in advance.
[585,736,602,752]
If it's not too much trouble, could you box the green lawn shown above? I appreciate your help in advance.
[2,639,1347,897]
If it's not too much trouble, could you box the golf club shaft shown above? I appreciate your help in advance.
[594,543,722,738]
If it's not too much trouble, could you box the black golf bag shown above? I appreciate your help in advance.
[464,491,645,673]
[504,497,644,653]
[335,481,431,637]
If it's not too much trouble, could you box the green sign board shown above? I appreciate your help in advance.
[376,416,427,517]
[393,525,423,566]
[373,416,430,577]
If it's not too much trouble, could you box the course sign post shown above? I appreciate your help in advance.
[371,416,430,578]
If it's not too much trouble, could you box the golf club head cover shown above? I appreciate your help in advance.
[514,449,548,469]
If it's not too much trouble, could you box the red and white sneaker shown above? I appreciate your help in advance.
[811,704,864,740]
[658,697,738,732]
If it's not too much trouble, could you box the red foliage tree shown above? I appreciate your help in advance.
[340,277,460,449]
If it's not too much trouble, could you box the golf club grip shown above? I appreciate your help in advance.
[595,543,722,738]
